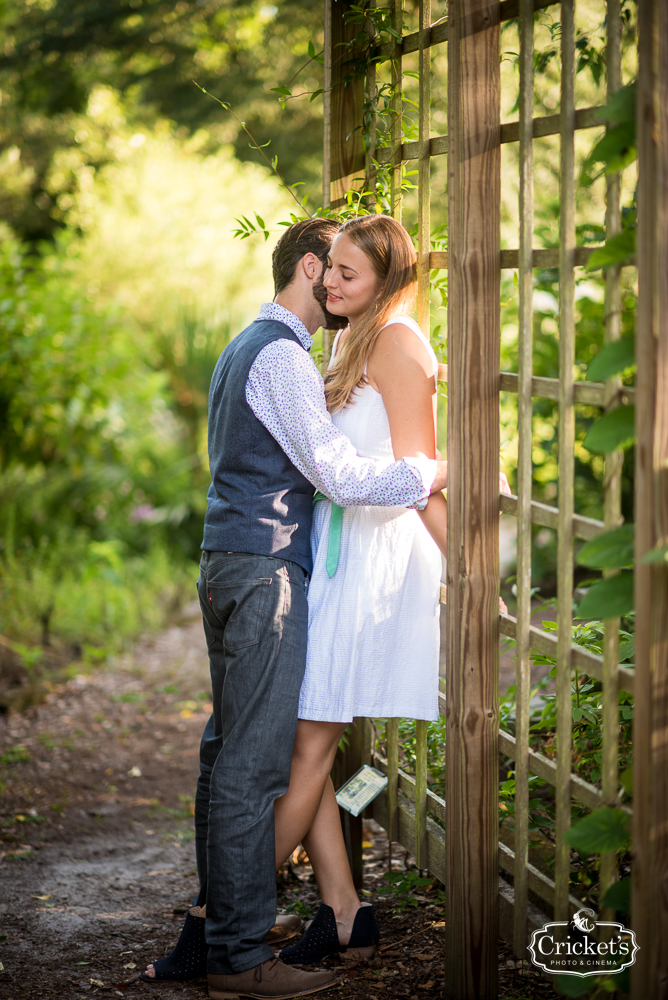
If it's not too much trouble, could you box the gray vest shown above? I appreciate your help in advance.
[201,319,315,574]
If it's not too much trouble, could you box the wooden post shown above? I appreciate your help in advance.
[324,0,366,209]
[445,0,501,995]
[331,718,371,889]
[599,0,622,924]
[631,0,668,995]
[512,0,534,960]
[389,0,403,220]
[554,0,575,928]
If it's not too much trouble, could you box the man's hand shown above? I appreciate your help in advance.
[431,459,448,493]
[499,471,511,497]
[499,595,508,614]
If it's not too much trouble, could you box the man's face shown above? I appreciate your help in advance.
[313,260,349,329]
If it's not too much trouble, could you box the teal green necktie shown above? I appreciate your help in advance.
[313,492,343,578]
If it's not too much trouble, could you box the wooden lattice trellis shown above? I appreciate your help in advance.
[323,2,668,997]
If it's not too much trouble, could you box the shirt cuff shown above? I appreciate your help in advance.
[402,455,437,510]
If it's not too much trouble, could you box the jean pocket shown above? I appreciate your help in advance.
[207,579,273,651]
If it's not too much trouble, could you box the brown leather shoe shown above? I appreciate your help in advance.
[266,913,304,946]
[208,957,337,999]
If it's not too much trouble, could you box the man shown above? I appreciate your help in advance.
[144,218,448,999]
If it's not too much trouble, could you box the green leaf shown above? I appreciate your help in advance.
[585,122,636,176]
[618,637,635,661]
[557,974,595,997]
[586,229,636,270]
[596,83,636,125]
[641,543,668,565]
[620,766,633,796]
[575,573,634,619]
[308,39,316,58]
[586,338,635,381]
[270,86,292,96]
[601,877,631,915]
[576,525,634,569]
[583,405,635,453]
[563,807,630,854]
[254,213,265,229]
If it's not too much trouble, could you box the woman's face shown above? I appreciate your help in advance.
[322,233,382,327]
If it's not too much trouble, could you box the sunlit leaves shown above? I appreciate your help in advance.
[583,405,635,453]
[574,573,634,620]
[586,229,636,270]
[582,84,637,186]
[585,337,635,381]
[577,525,634,570]
[563,807,630,855]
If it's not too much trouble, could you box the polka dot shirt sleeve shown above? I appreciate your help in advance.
[246,339,435,509]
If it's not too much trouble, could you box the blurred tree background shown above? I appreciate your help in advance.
[0,0,326,703]
[0,0,639,705]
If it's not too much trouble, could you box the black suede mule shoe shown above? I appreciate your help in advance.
[140,904,207,983]
[140,908,306,983]
[279,901,380,965]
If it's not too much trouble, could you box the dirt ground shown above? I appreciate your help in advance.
[0,605,559,1000]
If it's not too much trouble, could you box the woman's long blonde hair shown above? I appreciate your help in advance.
[324,214,417,412]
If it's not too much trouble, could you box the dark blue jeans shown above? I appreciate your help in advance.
[194,551,308,975]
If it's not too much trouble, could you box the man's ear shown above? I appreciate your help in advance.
[300,252,321,280]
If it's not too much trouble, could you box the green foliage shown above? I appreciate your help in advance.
[585,338,635,381]
[641,543,668,565]
[556,974,597,997]
[378,870,435,911]
[577,526,634,569]
[564,808,630,855]
[586,229,636,270]
[0,0,327,239]
[601,876,631,916]
[575,573,634,620]
[583,405,636,454]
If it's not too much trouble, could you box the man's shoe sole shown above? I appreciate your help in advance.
[208,982,337,1000]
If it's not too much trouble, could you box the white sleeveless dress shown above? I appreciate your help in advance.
[298,315,441,723]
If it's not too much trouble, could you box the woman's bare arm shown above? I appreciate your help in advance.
[367,323,447,555]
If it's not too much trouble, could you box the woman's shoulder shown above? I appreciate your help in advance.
[377,315,438,375]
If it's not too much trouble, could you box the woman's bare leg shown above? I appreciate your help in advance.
[274,719,347,867]
[302,776,361,946]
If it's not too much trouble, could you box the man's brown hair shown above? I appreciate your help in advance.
[272,218,340,294]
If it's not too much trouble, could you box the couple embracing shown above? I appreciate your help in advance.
[142,214,449,999]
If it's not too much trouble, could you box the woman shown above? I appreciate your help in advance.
[271,213,446,964]
[142,214,446,980]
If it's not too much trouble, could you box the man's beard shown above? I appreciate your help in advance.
[313,273,349,330]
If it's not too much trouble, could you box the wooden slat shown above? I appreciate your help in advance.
[500,370,636,406]
[376,105,605,165]
[445,0,500,993]
[499,729,606,813]
[513,0,534,956]
[377,0,559,60]
[429,247,601,269]
[386,717,400,851]
[326,0,366,205]
[416,0,431,333]
[498,612,635,694]
[499,491,606,542]
[390,0,403,220]
[374,751,447,825]
[499,842,594,914]
[631,1,668,994]
[414,720,429,868]
[371,783,447,884]
[555,0,577,923]
[599,0,623,925]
